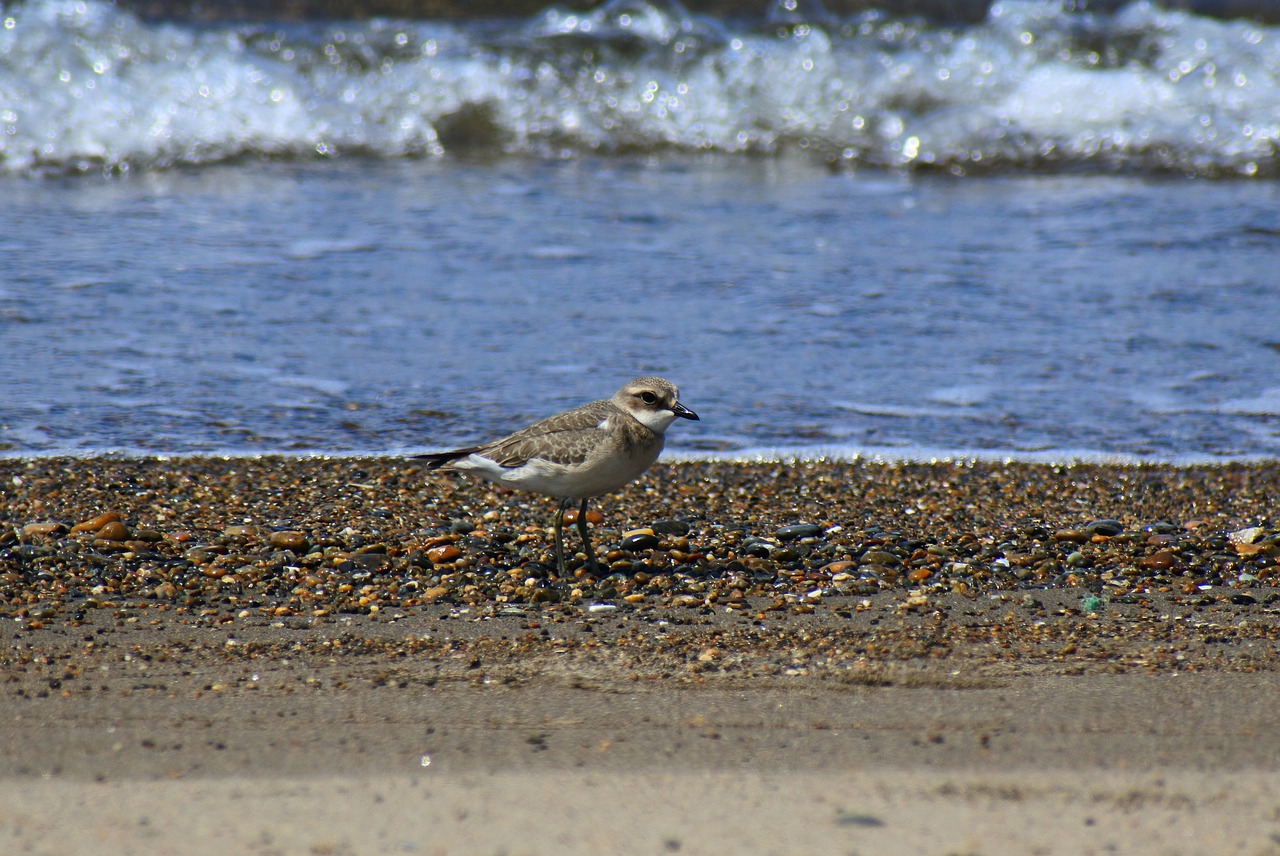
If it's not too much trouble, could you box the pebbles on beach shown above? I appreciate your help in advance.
[1,456,1278,676]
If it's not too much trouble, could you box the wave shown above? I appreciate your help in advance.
[1,0,1278,176]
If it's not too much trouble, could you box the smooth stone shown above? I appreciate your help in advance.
[1084,519,1124,537]
[71,511,122,534]
[223,525,262,539]
[652,519,691,537]
[621,533,661,552]
[351,553,389,570]
[562,507,604,525]
[776,523,823,541]
[769,547,801,563]
[449,520,476,535]
[426,544,462,564]
[269,530,310,552]
[184,547,217,565]
[21,522,67,538]
[1139,551,1176,570]
[860,549,900,566]
[96,521,130,542]
[1229,526,1265,546]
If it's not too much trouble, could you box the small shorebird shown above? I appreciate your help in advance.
[414,377,699,575]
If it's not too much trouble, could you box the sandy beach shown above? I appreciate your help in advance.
[2,456,1279,854]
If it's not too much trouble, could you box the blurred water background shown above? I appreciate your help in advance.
[2,0,1278,461]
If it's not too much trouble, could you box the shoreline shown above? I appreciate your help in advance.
[3,455,1279,853]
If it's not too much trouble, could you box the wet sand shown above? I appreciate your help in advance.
[2,456,1279,853]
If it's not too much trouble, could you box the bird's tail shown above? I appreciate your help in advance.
[412,448,481,470]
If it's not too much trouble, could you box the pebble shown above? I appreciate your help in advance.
[776,523,823,541]
[21,522,66,538]
[1229,527,1265,546]
[96,521,130,542]
[269,531,310,552]
[1084,519,1125,537]
[71,511,122,534]
[426,544,463,564]
[621,533,662,552]
[1,455,1278,634]
[562,507,604,525]
[652,519,691,537]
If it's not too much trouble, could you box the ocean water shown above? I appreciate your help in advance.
[2,0,1279,461]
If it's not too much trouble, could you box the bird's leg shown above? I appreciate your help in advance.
[575,498,600,575]
[552,497,572,577]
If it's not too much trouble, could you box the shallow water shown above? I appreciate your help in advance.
[3,155,1278,460]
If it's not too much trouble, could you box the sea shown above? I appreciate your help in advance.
[2,0,1279,463]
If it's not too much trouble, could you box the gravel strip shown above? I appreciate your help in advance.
[2,456,1278,680]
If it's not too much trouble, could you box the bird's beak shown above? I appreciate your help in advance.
[673,402,699,421]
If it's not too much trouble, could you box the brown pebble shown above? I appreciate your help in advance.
[269,530,310,552]
[21,522,67,538]
[426,544,463,564]
[1139,551,1176,570]
[96,521,130,542]
[71,511,123,534]
[422,585,450,600]
[562,508,604,525]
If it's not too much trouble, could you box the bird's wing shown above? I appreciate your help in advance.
[479,399,615,468]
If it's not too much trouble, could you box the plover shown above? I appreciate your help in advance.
[414,377,699,575]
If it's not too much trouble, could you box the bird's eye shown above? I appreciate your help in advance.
[640,391,658,404]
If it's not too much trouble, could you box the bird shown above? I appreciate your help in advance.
[413,377,699,576]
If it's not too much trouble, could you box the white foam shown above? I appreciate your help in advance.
[1215,387,1280,416]
[2,0,1278,175]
